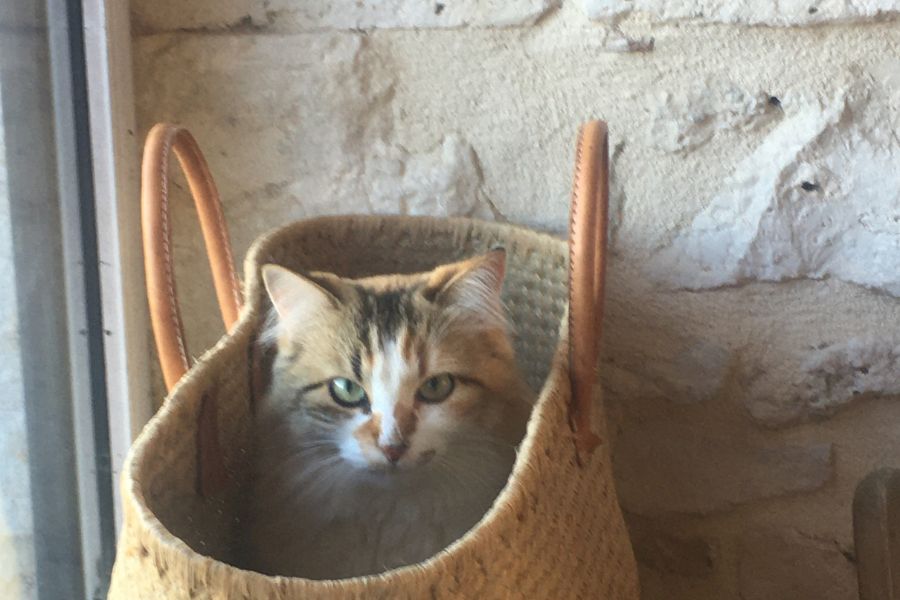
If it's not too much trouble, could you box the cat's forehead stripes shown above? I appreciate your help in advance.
[401,330,415,361]
[353,285,422,351]
[415,338,429,379]
[351,350,363,381]
[398,330,428,378]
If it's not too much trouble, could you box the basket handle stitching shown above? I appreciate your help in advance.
[567,120,608,462]
[142,124,242,389]
[141,123,241,496]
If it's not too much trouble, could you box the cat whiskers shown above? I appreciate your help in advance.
[432,445,506,496]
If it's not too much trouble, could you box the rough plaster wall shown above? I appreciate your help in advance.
[132,2,900,597]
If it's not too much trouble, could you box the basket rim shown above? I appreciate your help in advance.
[121,213,576,589]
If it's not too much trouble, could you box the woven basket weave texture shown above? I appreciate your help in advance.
[108,215,639,599]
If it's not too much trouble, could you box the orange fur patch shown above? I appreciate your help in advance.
[353,413,381,446]
[393,402,418,442]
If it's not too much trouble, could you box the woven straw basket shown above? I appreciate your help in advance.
[107,120,640,599]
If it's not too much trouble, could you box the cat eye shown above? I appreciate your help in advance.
[416,374,455,404]
[328,377,368,409]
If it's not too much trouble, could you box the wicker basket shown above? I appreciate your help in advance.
[107,121,640,599]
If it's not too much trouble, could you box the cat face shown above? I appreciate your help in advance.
[261,250,528,474]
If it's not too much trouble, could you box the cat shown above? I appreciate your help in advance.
[244,248,533,580]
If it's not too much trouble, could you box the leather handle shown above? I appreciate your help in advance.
[139,121,605,479]
[141,123,242,392]
[567,120,609,460]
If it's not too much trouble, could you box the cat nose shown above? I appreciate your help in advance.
[381,443,408,464]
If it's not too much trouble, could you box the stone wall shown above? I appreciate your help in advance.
[131,2,900,597]
[0,79,37,600]
[0,4,42,596]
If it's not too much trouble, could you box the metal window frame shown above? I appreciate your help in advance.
[80,0,152,533]
[2,0,150,597]
[0,0,144,596]
[50,0,149,595]
[47,1,114,596]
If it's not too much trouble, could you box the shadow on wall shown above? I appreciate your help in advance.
[598,254,894,598]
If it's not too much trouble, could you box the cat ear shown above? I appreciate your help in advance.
[424,248,507,327]
[261,264,338,319]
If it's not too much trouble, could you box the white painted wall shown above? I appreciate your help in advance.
[130,2,900,596]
